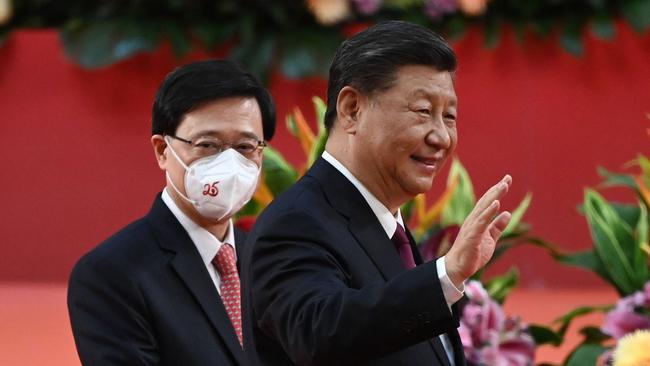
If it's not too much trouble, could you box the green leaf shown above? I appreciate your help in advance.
[484,267,518,304]
[598,167,637,189]
[502,192,532,237]
[622,0,650,32]
[61,19,161,69]
[633,201,649,283]
[445,15,467,41]
[401,199,416,224]
[262,146,298,196]
[306,97,328,169]
[312,96,327,136]
[565,344,608,366]
[584,189,641,295]
[280,30,341,79]
[163,22,191,57]
[552,306,612,345]
[529,324,562,346]
[285,114,299,138]
[231,34,275,84]
[192,22,237,50]
[556,250,610,284]
[236,199,262,217]
[591,13,615,40]
[579,326,611,343]
[441,158,476,226]
[560,18,584,56]
[638,154,650,182]
[611,203,641,229]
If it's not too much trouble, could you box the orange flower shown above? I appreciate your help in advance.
[457,0,489,16]
[307,0,351,25]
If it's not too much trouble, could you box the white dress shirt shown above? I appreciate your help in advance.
[322,151,461,364]
[162,188,235,295]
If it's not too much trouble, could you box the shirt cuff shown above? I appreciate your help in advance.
[436,256,465,308]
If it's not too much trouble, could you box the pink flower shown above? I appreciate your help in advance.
[601,284,650,340]
[602,308,650,339]
[425,0,458,21]
[460,281,535,366]
[352,0,382,15]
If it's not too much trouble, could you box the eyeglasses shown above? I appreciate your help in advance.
[167,134,267,159]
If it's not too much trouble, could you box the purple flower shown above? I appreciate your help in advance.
[460,281,535,365]
[419,225,460,262]
[352,0,382,15]
[601,283,650,339]
[425,0,458,21]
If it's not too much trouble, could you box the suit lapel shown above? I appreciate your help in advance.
[147,196,244,365]
[308,158,405,280]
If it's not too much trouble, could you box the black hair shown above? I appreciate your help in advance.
[324,20,457,131]
[152,59,276,140]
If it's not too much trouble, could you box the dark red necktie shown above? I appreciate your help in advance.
[391,224,416,269]
[212,244,243,346]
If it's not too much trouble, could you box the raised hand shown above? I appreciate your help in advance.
[445,175,513,288]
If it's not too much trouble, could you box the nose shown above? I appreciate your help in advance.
[425,118,451,149]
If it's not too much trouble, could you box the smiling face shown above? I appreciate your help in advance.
[342,64,458,210]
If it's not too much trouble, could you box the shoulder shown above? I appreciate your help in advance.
[69,217,160,283]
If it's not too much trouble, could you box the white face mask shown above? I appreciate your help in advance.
[165,136,261,221]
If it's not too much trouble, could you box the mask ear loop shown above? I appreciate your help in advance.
[164,136,198,205]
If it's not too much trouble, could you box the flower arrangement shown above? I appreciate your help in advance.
[2,1,649,77]
[460,280,536,366]
[238,96,539,365]
[528,124,650,365]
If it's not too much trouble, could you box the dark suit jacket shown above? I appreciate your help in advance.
[68,194,246,366]
[241,158,466,366]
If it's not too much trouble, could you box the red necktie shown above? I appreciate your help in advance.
[391,224,416,269]
[212,244,243,345]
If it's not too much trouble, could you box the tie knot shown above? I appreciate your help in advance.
[213,243,238,276]
[391,224,410,249]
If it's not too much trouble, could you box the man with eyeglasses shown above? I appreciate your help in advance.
[68,59,275,366]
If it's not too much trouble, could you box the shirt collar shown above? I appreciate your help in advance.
[322,151,403,237]
[161,188,235,264]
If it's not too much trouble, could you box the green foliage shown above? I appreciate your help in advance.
[565,344,609,366]
[584,189,648,295]
[484,267,519,304]
[4,0,650,77]
[261,146,298,196]
[441,158,476,227]
[307,97,329,168]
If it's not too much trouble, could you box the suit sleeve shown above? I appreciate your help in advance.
[67,253,160,366]
[249,211,459,366]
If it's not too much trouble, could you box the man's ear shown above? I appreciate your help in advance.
[151,135,167,170]
[335,86,364,134]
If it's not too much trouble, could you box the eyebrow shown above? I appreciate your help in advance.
[190,130,263,141]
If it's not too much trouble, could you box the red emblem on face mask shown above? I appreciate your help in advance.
[202,182,219,197]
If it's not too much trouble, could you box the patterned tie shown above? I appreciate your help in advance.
[212,243,243,346]
[391,224,416,269]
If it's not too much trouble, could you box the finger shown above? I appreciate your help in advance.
[470,199,501,234]
[489,211,512,241]
[468,175,512,221]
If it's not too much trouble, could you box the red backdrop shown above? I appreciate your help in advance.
[1,24,649,287]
